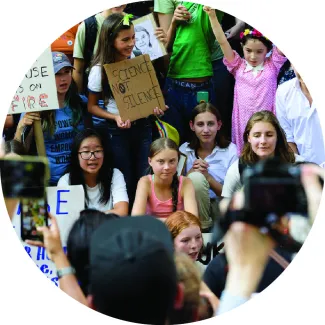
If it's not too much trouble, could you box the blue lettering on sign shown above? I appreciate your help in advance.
[56,190,70,215]
[24,246,32,258]
[36,247,46,260]
[40,264,49,274]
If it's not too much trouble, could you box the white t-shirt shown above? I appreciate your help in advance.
[88,65,119,115]
[276,77,325,165]
[57,168,129,212]
[221,154,305,198]
[179,142,238,199]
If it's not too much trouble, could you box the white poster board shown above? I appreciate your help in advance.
[131,13,167,61]
[9,47,59,114]
[12,185,85,286]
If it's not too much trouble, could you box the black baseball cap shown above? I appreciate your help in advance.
[89,216,177,324]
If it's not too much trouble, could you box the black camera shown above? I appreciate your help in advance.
[213,158,309,252]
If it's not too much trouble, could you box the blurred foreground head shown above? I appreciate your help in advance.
[88,216,179,324]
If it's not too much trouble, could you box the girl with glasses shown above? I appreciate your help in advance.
[58,128,129,216]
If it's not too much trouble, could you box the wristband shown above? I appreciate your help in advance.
[57,266,76,279]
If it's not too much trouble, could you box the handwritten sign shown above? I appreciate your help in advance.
[9,47,59,114]
[104,54,165,122]
[12,185,85,286]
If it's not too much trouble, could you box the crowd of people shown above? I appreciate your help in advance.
[2,1,325,323]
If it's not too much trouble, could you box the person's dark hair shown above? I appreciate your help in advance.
[67,209,119,295]
[5,139,26,155]
[241,110,295,164]
[134,25,152,50]
[41,71,83,136]
[67,128,114,206]
[189,102,230,153]
[241,32,273,52]
[91,13,134,103]
[148,138,180,212]
[91,229,177,325]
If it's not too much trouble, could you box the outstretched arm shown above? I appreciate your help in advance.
[203,6,235,63]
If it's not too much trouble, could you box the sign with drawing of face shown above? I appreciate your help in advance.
[131,13,167,61]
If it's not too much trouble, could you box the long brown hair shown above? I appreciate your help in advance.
[241,110,295,163]
[91,13,133,104]
[148,138,180,212]
[189,102,230,151]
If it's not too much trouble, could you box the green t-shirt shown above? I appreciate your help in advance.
[73,13,105,59]
[154,0,224,73]
[168,2,216,78]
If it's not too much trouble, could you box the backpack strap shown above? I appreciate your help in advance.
[84,15,98,71]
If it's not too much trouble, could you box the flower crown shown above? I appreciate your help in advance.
[240,29,268,40]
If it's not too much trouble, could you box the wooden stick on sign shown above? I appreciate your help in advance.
[33,120,46,157]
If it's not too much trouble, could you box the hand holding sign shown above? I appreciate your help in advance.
[104,54,166,122]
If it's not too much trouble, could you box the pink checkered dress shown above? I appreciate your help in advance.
[224,47,287,155]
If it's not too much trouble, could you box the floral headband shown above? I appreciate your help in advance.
[240,28,268,40]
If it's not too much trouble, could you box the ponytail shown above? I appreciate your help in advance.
[171,174,179,212]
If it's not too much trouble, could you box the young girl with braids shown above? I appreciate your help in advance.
[204,6,287,155]
[132,138,198,220]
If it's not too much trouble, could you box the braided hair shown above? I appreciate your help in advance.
[148,138,180,212]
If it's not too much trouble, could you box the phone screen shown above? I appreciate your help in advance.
[0,157,47,199]
[20,198,49,242]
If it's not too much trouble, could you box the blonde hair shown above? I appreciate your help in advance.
[170,253,201,324]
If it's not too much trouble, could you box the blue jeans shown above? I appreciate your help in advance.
[162,77,216,144]
[107,118,152,210]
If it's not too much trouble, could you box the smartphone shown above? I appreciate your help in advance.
[20,197,49,242]
[0,156,49,199]
[197,91,209,104]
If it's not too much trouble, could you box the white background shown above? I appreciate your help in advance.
[0,0,324,324]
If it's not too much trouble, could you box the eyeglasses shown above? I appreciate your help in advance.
[78,150,104,160]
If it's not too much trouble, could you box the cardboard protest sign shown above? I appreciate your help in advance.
[9,47,59,114]
[131,13,167,61]
[12,185,85,286]
[104,54,165,122]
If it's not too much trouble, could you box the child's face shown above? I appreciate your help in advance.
[243,39,268,67]
[174,225,203,261]
[149,148,179,181]
[78,136,104,176]
[190,112,222,146]
[248,121,277,160]
[114,25,136,60]
[55,67,72,95]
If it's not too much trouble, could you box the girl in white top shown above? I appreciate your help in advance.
[222,110,304,198]
[58,128,129,216]
[179,103,238,231]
